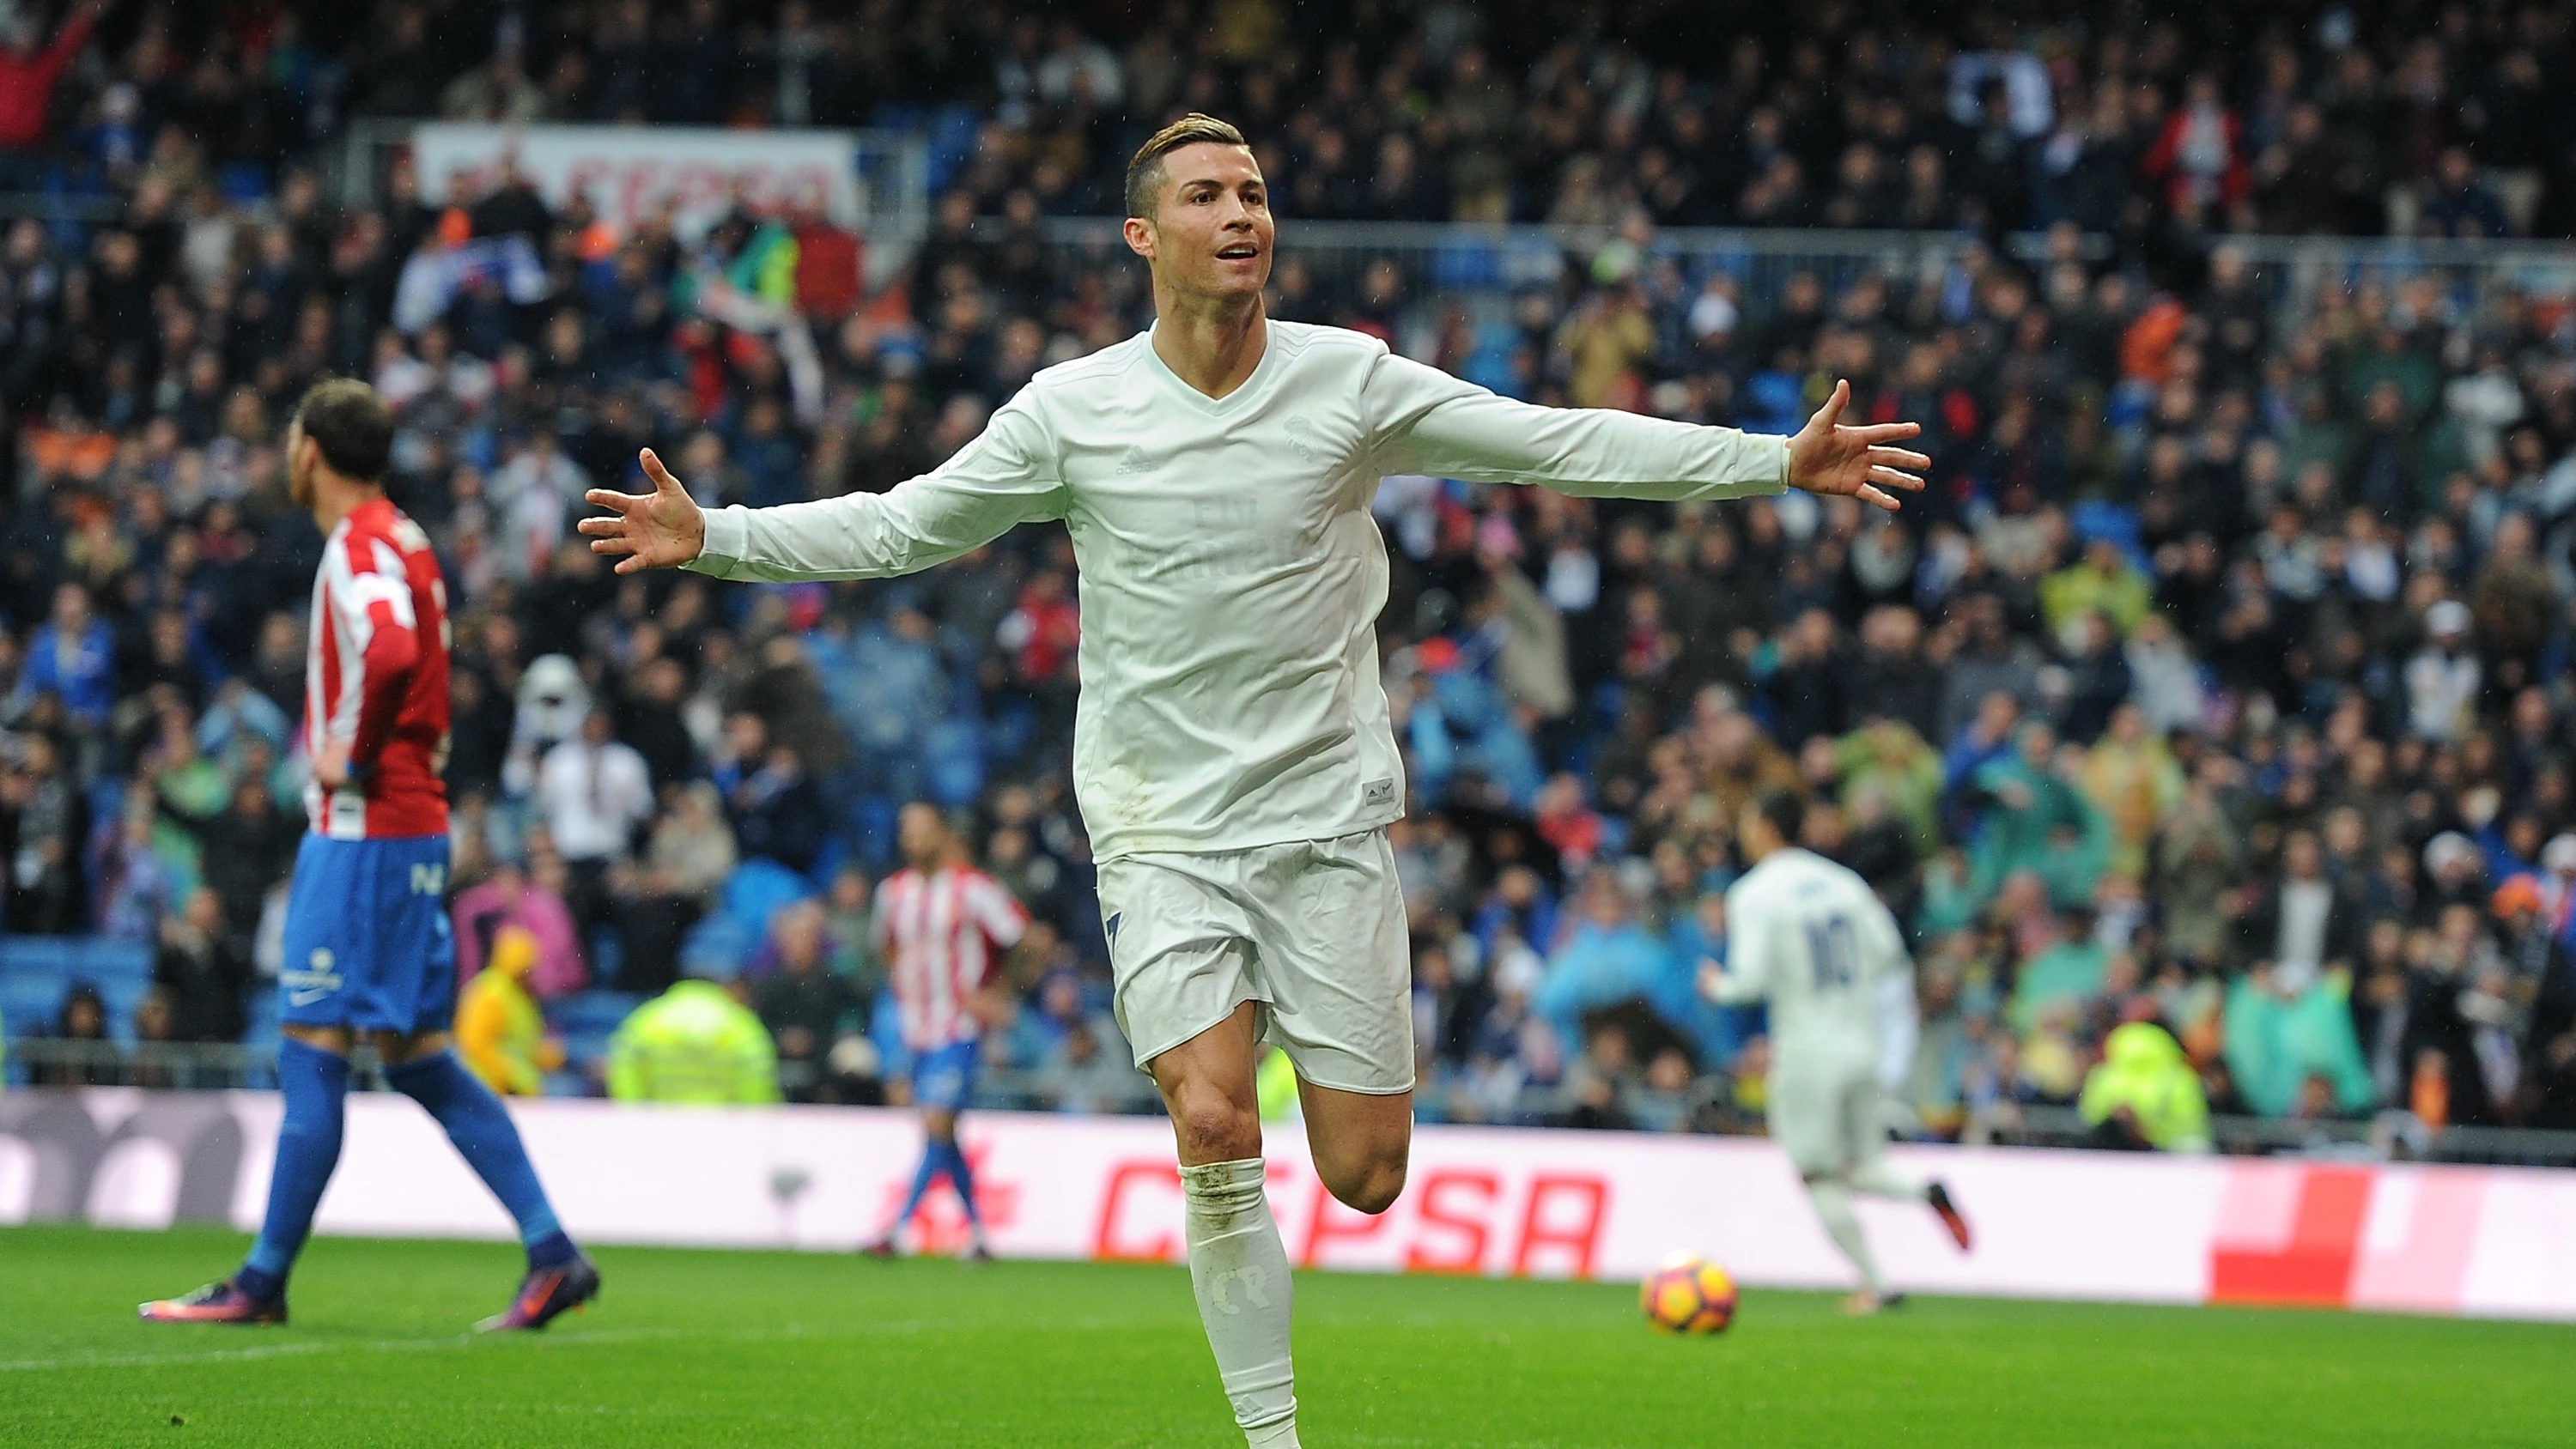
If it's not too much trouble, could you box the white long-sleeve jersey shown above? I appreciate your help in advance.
[1710,847,1914,1077]
[686,320,1789,859]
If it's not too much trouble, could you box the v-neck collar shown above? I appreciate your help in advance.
[1142,318,1280,415]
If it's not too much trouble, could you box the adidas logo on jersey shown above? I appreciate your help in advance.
[1115,446,1151,476]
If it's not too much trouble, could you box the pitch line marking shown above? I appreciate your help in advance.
[0,1314,1154,1373]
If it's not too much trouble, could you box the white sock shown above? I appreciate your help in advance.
[1807,1179,1886,1294]
[1849,1156,1926,1202]
[1182,1158,1297,1445]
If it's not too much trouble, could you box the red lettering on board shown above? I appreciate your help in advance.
[2209,1166,2372,1307]
[1300,1178,1391,1267]
[1513,1174,1609,1279]
[1404,1170,1498,1273]
[1093,1160,1182,1262]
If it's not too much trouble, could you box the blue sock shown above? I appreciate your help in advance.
[240,1039,349,1299]
[938,1138,982,1227]
[892,1143,941,1230]
[386,1051,576,1270]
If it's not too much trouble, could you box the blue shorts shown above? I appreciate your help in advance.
[277,834,457,1036]
[910,1040,980,1113]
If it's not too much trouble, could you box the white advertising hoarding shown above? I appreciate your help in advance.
[409,123,864,240]
[5,1091,2573,1320]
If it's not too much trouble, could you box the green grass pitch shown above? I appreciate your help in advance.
[2,1224,2568,1446]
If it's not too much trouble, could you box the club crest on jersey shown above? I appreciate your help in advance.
[1283,415,1321,463]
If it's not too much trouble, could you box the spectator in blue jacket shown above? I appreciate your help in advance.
[15,584,116,730]
[1536,867,1674,1048]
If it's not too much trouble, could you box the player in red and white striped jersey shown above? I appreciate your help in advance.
[143,379,593,1332]
[878,834,1028,1057]
[865,803,1028,1259]
[303,490,451,840]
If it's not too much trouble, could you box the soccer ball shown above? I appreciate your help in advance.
[1639,1252,1739,1335]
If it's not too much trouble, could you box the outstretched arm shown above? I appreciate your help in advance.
[1364,351,1926,510]
[580,397,1068,581]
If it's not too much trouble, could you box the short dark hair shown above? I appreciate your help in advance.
[1125,112,1250,220]
[1754,788,1807,847]
[291,378,393,482]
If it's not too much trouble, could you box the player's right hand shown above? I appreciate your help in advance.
[580,448,708,574]
[311,738,354,792]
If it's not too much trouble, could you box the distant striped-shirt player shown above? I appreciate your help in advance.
[864,802,1029,1259]
[143,379,597,1331]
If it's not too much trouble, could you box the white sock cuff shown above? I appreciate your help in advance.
[1243,1410,1301,1446]
[1182,1158,1268,1215]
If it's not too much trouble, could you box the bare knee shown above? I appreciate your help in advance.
[1167,1086,1261,1164]
[283,1023,351,1057]
[1321,1149,1407,1216]
[372,1029,449,1068]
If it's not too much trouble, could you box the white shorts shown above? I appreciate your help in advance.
[1768,1058,1886,1179]
[1096,829,1414,1095]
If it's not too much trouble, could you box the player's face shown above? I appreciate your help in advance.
[1736,803,1773,859]
[897,804,947,868]
[1131,143,1273,300]
[283,421,317,509]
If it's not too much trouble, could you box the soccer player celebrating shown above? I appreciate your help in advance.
[582,116,1927,1446]
[1702,790,1973,1315]
[863,802,1029,1261]
[143,380,598,1331]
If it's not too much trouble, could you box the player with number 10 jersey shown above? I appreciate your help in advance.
[1704,790,1971,1314]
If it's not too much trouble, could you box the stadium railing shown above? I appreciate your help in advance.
[0,192,125,222]
[6,179,2569,330]
[1028,216,2576,336]
[13,1035,2576,1167]
[2001,1102,2576,1168]
[3,1037,394,1092]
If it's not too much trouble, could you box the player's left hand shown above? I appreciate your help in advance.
[312,740,353,792]
[579,448,707,574]
[1786,379,1929,512]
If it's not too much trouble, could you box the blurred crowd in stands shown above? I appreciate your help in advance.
[9,0,2576,238]
[3,0,2576,1152]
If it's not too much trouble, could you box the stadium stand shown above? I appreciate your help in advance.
[3,0,2576,1161]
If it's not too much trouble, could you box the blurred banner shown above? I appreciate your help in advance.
[410,124,865,240]
[6,1090,2573,1320]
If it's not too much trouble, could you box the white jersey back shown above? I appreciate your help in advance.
[1716,848,1909,1072]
